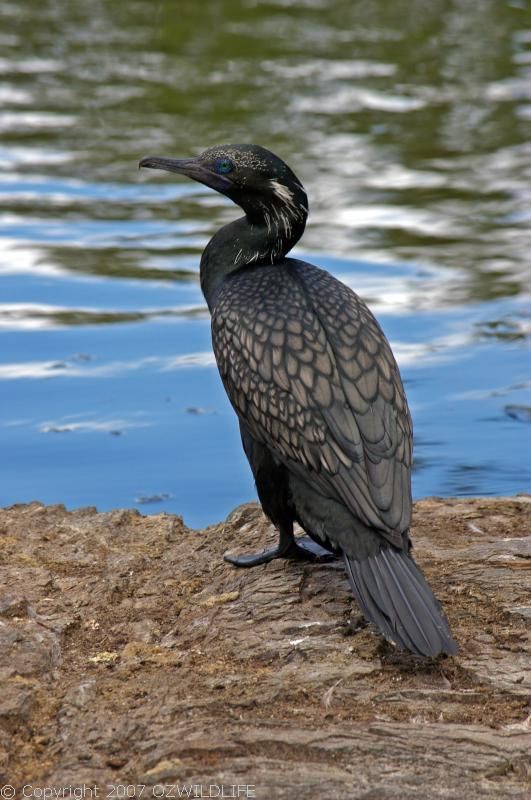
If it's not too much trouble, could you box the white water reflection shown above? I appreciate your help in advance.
[0,329,478,382]
[0,353,216,380]
[335,206,459,237]
[261,58,396,80]
[292,86,425,114]
[0,112,76,131]
[0,238,63,277]
[0,146,75,166]
[0,302,206,330]
[0,87,33,104]
[39,417,152,434]
[0,217,208,252]
[0,57,62,73]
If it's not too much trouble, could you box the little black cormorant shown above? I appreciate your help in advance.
[140,144,457,657]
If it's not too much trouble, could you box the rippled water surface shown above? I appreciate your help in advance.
[1,0,530,526]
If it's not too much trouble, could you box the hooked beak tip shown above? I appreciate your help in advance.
[139,156,157,170]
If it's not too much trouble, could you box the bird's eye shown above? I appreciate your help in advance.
[215,158,234,175]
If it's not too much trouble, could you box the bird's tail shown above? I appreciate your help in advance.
[344,547,457,657]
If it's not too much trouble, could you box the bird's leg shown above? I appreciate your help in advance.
[224,523,335,568]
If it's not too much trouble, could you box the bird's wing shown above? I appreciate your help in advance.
[212,261,412,543]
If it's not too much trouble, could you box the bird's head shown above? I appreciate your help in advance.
[139,143,308,229]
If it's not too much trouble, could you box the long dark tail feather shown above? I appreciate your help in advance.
[344,547,458,657]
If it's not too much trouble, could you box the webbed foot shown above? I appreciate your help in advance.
[224,535,336,568]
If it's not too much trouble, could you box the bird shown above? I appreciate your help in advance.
[139,144,457,657]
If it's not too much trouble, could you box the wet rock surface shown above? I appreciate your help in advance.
[0,497,530,797]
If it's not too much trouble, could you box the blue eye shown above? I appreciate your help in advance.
[215,158,234,175]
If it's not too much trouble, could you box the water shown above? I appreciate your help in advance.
[1,0,530,527]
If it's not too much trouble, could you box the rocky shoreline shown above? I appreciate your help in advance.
[1,497,530,797]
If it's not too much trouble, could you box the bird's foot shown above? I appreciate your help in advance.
[224,536,336,568]
[293,535,337,561]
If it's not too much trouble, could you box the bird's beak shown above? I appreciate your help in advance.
[139,155,203,177]
[139,155,233,193]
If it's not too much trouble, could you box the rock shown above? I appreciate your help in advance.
[0,497,530,797]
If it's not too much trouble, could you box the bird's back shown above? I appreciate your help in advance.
[211,258,412,546]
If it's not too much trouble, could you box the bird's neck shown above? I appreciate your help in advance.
[200,197,307,311]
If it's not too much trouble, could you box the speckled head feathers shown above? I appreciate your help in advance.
[198,143,295,181]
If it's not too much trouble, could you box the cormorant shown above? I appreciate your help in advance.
[140,144,457,657]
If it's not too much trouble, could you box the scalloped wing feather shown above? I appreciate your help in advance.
[211,260,412,543]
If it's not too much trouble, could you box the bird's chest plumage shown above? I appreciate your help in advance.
[212,262,319,440]
[212,261,336,421]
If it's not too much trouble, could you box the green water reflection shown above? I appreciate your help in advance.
[3,0,531,297]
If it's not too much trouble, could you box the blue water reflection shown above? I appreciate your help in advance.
[1,245,528,526]
[0,0,530,526]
